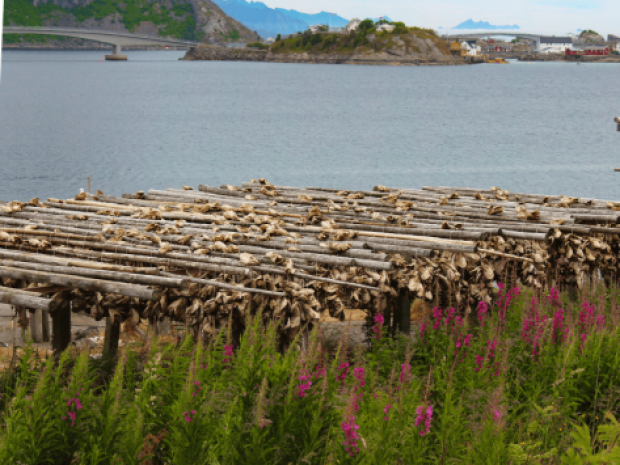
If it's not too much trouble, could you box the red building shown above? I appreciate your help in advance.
[566,45,610,56]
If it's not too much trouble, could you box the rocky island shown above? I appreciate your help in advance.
[183,21,475,65]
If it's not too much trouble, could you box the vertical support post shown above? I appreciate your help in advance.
[30,309,43,343]
[391,294,401,335]
[103,316,121,356]
[566,283,579,302]
[42,310,50,343]
[114,43,122,55]
[151,315,159,337]
[439,281,451,311]
[16,306,29,345]
[396,289,411,335]
[160,317,171,335]
[51,299,71,353]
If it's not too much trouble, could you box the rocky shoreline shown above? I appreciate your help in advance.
[182,45,475,66]
[519,53,620,63]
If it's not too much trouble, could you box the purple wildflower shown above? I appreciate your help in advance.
[414,404,433,436]
[373,313,385,339]
[383,404,391,421]
[341,415,360,457]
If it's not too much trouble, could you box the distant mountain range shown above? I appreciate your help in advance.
[211,0,349,38]
[452,19,520,30]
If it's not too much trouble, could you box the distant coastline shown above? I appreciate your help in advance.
[452,19,520,30]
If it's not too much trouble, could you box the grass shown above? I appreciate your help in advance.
[0,281,619,464]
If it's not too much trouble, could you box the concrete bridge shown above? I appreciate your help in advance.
[444,31,557,49]
[3,26,198,60]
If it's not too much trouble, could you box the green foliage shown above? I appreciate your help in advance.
[0,286,619,464]
[220,28,241,41]
[246,42,268,50]
[580,29,600,37]
[358,19,375,34]
[561,412,620,464]
[391,25,409,34]
[3,0,197,40]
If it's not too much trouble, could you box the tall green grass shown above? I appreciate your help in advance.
[0,282,619,464]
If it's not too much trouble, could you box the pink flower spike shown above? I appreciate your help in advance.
[191,410,196,415]
[414,404,433,436]
[493,410,501,423]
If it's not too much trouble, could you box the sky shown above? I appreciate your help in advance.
[258,0,617,36]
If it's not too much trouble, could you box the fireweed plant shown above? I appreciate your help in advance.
[0,282,619,464]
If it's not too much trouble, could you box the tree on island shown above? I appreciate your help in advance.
[358,19,375,34]
[580,29,599,37]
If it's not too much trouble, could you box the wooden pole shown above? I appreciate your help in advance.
[42,309,50,342]
[0,266,160,301]
[103,316,121,356]
[51,295,71,354]
[30,309,43,343]
[0,287,59,312]
[396,289,411,335]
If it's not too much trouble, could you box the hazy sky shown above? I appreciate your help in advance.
[259,0,616,35]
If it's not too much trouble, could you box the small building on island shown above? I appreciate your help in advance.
[538,37,573,54]
[460,40,481,56]
[345,19,362,32]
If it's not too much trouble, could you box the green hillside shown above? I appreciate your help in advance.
[3,0,197,41]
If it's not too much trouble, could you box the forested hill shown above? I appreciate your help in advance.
[3,0,259,46]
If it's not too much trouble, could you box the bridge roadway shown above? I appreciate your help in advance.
[3,26,198,60]
[444,31,554,47]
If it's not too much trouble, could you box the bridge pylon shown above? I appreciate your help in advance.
[105,43,127,61]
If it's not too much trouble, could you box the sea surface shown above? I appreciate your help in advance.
[1,50,620,201]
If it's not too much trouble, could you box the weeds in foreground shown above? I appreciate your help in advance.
[0,283,619,464]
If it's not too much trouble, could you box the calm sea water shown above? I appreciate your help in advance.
[1,50,620,201]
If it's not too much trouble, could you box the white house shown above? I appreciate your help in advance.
[264,37,275,45]
[345,18,362,32]
[460,40,481,56]
[308,25,323,33]
[376,24,395,32]
[537,37,573,54]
